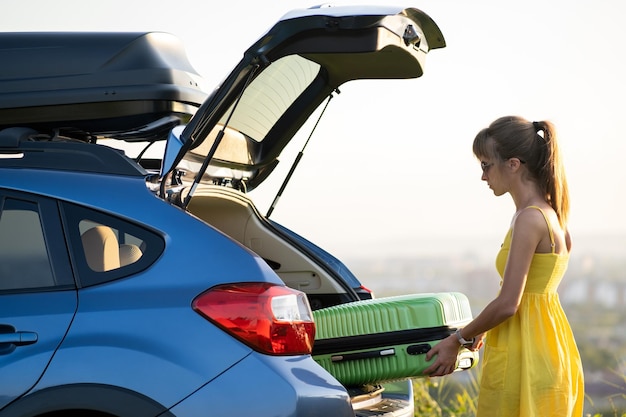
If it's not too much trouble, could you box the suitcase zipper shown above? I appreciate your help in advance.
[312,326,455,356]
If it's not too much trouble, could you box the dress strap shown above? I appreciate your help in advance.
[526,205,556,253]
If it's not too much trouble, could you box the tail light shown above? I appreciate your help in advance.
[357,285,374,299]
[192,282,315,355]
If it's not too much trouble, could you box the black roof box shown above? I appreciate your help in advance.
[0,32,207,139]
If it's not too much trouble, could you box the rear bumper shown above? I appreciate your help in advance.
[169,353,354,417]
[352,380,414,417]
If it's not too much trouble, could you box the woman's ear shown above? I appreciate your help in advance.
[509,157,523,171]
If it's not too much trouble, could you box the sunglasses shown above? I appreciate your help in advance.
[480,161,494,173]
[480,158,526,174]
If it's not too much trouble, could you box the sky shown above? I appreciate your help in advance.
[3,0,625,260]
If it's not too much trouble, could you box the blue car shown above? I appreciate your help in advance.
[0,5,446,417]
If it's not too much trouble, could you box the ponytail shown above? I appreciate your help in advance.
[534,120,570,227]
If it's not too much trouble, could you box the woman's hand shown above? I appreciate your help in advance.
[470,332,485,351]
[423,335,461,377]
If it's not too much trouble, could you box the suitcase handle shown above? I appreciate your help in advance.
[407,343,431,355]
[331,348,395,363]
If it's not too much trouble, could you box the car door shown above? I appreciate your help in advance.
[0,190,77,410]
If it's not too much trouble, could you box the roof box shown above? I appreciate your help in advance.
[0,32,207,139]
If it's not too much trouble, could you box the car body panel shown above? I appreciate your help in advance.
[0,189,77,409]
[168,354,352,416]
[0,291,77,409]
[36,282,253,408]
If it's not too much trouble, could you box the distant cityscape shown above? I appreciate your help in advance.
[343,232,626,310]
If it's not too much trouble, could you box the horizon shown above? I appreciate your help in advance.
[335,231,626,261]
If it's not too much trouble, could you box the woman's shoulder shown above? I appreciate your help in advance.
[513,205,553,227]
[510,205,552,239]
[513,205,568,254]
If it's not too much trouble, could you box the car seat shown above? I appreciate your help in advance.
[81,226,121,272]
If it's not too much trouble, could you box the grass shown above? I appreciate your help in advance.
[412,368,480,417]
[412,365,626,417]
[584,362,626,417]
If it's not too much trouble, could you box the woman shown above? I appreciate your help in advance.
[424,116,584,416]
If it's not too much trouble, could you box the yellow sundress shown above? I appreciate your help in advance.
[476,206,584,417]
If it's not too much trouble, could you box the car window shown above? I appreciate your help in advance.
[190,55,321,162]
[222,55,321,142]
[63,203,164,287]
[0,198,55,290]
[79,219,145,272]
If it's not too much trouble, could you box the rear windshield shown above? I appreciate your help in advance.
[219,55,321,142]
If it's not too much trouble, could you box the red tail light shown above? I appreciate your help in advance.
[192,283,315,355]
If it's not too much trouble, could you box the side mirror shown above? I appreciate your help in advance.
[160,125,185,178]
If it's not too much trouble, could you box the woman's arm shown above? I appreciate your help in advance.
[423,208,545,376]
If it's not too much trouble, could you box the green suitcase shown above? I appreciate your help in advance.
[312,292,478,386]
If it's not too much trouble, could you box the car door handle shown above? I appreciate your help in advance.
[0,331,38,346]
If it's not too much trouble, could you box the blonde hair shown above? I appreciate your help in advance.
[473,116,570,227]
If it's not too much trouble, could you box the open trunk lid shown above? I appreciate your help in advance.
[164,5,445,193]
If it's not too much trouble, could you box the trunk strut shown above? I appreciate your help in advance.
[266,89,339,218]
[181,65,260,209]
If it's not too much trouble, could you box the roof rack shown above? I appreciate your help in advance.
[0,127,146,177]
